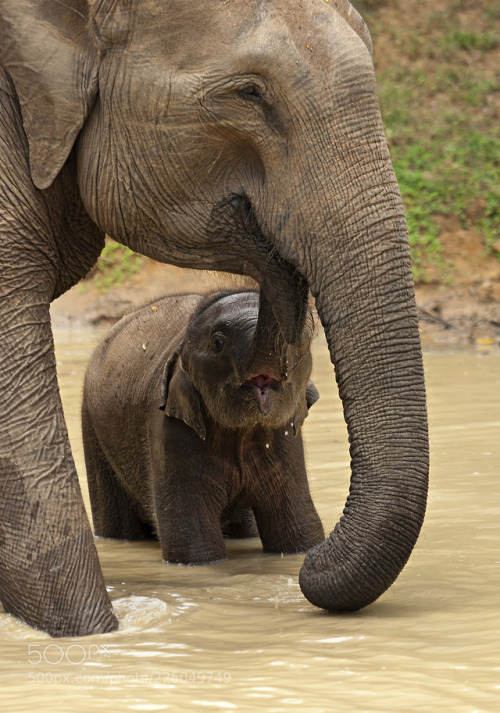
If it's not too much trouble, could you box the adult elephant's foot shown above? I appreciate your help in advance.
[0,455,117,637]
[0,534,118,637]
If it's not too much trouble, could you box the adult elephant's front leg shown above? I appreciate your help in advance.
[0,291,117,636]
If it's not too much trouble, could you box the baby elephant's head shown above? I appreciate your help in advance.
[161,291,318,439]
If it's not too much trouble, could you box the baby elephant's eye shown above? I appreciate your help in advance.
[211,334,225,354]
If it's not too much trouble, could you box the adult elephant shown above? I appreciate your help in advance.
[0,0,429,636]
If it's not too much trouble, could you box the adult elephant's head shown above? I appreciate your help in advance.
[2,0,429,611]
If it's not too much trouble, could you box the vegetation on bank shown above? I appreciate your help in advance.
[356,0,500,280]
[89,240,145,291]
[94,0,500,288]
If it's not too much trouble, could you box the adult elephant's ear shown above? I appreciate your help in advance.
[0,0,100,189]
[331,0,373,56]
[160,353,207,441]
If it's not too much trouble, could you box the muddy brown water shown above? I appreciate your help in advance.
[0,328,499,712]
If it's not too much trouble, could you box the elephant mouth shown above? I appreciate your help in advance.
[243,374,283,415]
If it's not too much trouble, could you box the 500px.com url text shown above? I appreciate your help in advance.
[28,671,232,686]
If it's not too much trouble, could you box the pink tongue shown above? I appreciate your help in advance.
[247,375,279,414]
[256,382,271,413]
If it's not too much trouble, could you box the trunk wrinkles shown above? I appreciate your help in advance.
[269,153,429,612]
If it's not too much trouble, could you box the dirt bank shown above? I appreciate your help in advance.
[50,259,500,350]
[413,218,500,348]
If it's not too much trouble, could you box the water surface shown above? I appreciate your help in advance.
[0,329,498,712]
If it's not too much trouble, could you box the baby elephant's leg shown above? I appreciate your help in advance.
[82,406,153,540]
[252,434,324,554]
[221,507,259,539]
[152,418,227,564]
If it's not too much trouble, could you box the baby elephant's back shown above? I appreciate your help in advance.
[84,293,205,417]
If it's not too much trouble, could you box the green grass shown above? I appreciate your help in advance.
[359,0,500,280]
[442,29,499,52]
[92,240,145,291]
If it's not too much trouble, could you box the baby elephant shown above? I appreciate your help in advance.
[82,290,324,564]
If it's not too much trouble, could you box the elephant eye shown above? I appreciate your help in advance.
[238,83,263,101]
[211,333,225,354]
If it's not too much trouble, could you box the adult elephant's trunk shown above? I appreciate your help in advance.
[245,275,310,382]
[301,200,428,611]
[261,104,429,613]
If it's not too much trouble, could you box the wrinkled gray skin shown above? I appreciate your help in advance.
[82,291,324,564]
[0,0,429,637]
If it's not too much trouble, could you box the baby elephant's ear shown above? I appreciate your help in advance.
[160,353,206,441]
[306,380,320,409]
[291,380,320,437]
